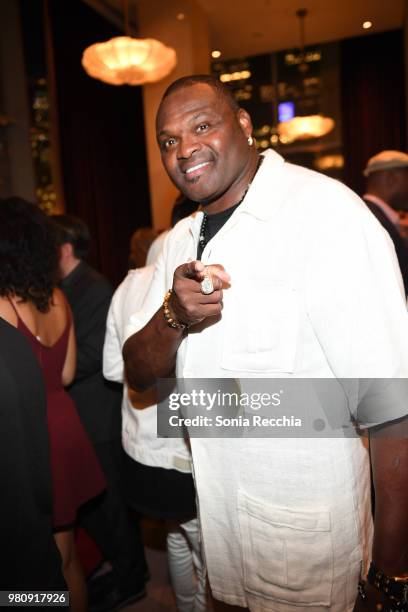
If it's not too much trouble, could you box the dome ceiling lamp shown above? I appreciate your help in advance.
[81,0,177,86]
[277,8,335,142]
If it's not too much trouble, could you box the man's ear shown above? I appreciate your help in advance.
[237,108,253,140]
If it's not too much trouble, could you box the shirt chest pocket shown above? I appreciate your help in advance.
[220,282,299,373]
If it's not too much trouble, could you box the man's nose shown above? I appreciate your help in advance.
[177,136,201,159]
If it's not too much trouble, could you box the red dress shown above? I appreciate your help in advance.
[11,301,106,528]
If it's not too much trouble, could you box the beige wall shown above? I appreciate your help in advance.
[137,0,210,229]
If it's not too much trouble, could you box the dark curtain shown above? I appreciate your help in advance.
[47,0,151,286]
[340,29,406,197]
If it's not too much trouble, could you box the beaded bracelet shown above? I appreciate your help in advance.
[163,289,188,330]
[367,562,408,610]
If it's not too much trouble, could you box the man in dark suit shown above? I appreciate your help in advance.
[363,150,408,295]
[52,215,147,612]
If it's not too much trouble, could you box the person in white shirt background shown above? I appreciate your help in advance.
[103,203,205,612]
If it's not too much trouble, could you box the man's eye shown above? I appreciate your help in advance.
[197,123,209,132]
[162,138,176,150]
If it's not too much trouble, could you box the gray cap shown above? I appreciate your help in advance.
[364,150,408,177]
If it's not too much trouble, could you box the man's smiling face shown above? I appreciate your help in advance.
[156,83,253,208]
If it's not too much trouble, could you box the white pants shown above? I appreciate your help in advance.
[166,517,207,612]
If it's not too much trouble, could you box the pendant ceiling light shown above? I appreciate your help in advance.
[277,9,335,142]
[81,0,177,86]
[278,115,335,141]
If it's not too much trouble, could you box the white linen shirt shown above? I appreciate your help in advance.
[124,150,408,611]
[103,266,191,473]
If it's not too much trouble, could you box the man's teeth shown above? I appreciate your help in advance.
[185,162,209,174]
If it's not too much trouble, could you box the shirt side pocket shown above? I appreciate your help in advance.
[237,489,333,606]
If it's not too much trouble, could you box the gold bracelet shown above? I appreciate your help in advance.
[163,289,188,330]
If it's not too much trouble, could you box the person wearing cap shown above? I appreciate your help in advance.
[363,150,408,295]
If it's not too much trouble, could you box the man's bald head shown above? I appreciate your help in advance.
[158,74,239,121]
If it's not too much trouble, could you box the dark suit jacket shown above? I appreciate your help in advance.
[0,319,65,590]
[363,198,408,296]
[60,261,122,443]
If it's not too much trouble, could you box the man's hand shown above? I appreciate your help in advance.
[353,582,389,611]
[123,260,230,390]
[169,260,231,328]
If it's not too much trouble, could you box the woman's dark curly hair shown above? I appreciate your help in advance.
[0,197,59,312]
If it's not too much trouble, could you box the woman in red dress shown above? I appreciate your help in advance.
[0,198,106,611]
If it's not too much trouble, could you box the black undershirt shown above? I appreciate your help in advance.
[197,201,241,260]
